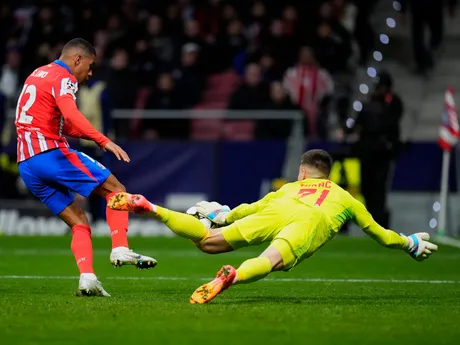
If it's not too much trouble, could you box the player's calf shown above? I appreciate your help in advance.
[105,192,158,268]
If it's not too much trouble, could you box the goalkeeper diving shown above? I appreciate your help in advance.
[108,149,438,304]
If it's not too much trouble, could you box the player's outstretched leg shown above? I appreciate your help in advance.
[189,257,272,304]
[190,240,295,304]
[108,192,211,245]
[95,175,157,270]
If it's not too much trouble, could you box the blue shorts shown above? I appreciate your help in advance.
[19,148,111,215]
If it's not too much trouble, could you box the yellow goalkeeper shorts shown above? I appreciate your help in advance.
[221,203,333,269]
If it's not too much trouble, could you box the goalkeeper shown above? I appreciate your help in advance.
[108,149,438,304]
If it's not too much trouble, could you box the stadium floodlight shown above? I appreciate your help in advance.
[373,51,383,62]
[353,101,363,112]
[429,218,438,229]
[367,67,377,78]
[386,18,396,28]
[380,34,390,45]
[346,118,355,128]
[359,84,369,95]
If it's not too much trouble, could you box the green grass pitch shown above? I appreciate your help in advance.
[0,235,459,345]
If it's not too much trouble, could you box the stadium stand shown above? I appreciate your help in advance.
[0,0,375,142]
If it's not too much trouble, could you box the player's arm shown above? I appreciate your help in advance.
[194,190,281,226]
[58,97,129,162]
[351,199,406,248]
[225,191,279,224]
[62,119,92,140]
[350,198,438,261]
[54,76,129,161]
[57,97,110,147]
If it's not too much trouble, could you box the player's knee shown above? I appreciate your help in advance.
[265,240,296,271]
[103,174,126,193]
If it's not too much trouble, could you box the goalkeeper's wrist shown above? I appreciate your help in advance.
[400,234,414,252]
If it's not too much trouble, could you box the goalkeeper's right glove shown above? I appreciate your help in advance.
[402,232,438,261]
[195,201,230,226]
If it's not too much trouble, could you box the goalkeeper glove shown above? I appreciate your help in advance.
[195,201,230,226]
[402,232,438,261]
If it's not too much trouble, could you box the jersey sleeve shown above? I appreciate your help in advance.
[350,197,407,249]
[50,72,110,146]
[62,120,91,140]
[53,74,79,102]
[226,190,281,224]
[56,90,110,147]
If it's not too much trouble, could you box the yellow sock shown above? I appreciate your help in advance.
[236,257,272,284]
[146,206,209,243]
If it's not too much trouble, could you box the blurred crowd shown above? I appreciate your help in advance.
[0,0,379,141]
[0,0,412,227]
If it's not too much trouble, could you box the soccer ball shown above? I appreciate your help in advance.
[186,206,218,229]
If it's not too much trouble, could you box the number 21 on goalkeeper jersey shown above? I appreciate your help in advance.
[276,179,358,223]
[295,180,332,207]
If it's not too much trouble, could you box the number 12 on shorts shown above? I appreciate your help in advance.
[297,188,330,206]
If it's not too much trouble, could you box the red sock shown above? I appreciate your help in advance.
[106,192,129,249]
[71,225,94,274]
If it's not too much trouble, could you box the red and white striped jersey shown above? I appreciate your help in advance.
[282,65,334,135]
[15,61,79,162]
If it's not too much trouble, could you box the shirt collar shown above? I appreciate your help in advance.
[53,59,71,73]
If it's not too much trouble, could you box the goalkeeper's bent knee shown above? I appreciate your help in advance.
[270,239,297,270]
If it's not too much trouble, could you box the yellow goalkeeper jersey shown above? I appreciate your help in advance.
[226,178,404,248]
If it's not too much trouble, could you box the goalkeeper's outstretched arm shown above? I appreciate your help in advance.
[351,199,408,249]
[350,198,438,261]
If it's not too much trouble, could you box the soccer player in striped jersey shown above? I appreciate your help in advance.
[15,38,157,297]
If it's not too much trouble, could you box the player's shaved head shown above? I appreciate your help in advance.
[299,149,333,179]
[61,38,96,57]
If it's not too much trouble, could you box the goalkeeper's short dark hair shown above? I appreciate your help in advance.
[300,149,333,177]
[62,38,96,56]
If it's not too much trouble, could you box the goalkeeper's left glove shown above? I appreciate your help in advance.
[195,201,230,226]
[402,232,438,261]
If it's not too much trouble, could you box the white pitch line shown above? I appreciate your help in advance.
[1,249,459,260]
[0,275,458,284]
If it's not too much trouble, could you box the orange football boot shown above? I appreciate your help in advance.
[190,265,237,304]
[107,192,153,214]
